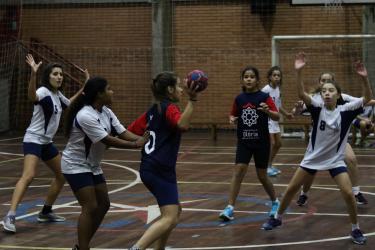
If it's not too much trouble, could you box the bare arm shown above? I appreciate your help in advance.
[101,131,149,149]
[295,52,312,106]
[364,99,375,106]
[279,106,294,119]
[354,61,373,105]
[177,80,200,130]
[26,54,42,102]
[69,69,90,103]
[118,130,142,141]
[258,102,280,121]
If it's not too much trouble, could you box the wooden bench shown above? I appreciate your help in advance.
[191,120,311,142]
[279,120,311,143]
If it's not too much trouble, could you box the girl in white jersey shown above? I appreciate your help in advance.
[62,77,149,250]
[262,66,294,176]
[2,54,87,233]
[294,72,369,206]
[262,52,372,245]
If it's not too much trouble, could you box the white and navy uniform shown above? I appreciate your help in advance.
[23,86,70,161]
[300,96,364,174]
[262,84,281,133]
[352,106,374,128]
[62,105,125,176]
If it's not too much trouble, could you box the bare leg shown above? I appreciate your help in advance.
[333,172,357,224]
[9,155,39,212]
[269,133,282,166]
[153,206,182,250]
[279,168,314,215]
[344,143,358,187]
[228,163,248,205]
[74,183,109,250]
[43,154,65,206]
[135,204,180,250]
[255,168,276,201]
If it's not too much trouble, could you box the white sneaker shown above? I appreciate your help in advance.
[2,215,16,233]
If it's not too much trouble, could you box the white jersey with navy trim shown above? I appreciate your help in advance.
[262,84,281,109]
[300,97,364,170]
[262,84,281,130]
[61,105,126,175]
[24,86,70,144]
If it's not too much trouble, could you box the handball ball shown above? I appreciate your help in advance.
[186,69,208,92]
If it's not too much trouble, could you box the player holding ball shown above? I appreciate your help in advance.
[127,70,207,250]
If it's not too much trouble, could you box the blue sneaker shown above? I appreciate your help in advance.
[267,167,278,177]
[271,166,281,174]
[269,199,280,217]
[262,217,282,230]
[219,205,234,221]
[351,229,367,245]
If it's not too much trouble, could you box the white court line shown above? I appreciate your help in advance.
[1,151,375,248]
[0,137,23,142]
[6,161,140,221]
[172,232,375,249]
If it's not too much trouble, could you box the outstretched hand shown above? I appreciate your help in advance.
[295,52,306,70]
[257,102,270,114]
[229,115,238,124]
[293,100,305,116]
[83,69,90,84]
[135,131,150,147]
[26,54,42,73]
[184,78,199,101]
[354,60,368,78]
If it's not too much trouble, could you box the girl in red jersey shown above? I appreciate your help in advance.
[127,71,200,250]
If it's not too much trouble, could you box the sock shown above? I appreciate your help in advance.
[129,245,141,250]
[301,190,308,196]
[41,205,52,214]
[272,198,279,204]
[227,204,234,210]
[351,223,360,231]
[7,211,16,217]
[352,186,360,196]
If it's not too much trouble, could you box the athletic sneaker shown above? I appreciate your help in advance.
[261,217,282,230]
[269,199,280,217]
[2,215,16,233]
[355,192,368,205]
[350,229,367,245]
[296,194,308,206]
[37,212,65,222]
[267,167,278,177]
[219,205,234,221]
[271,166,281,174]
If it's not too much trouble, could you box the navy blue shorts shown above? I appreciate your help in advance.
[140,169,179,206]
[23,142,59,161]
[64,172,106,193]
[300,166,347,178]
[353,119,361,129]
[235,142,269,169]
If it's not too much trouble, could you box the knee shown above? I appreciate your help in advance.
[274,140,282,149]
[257,173,268,184]
[345,155,357,167]
[341,188,354,200]
[21,173,35,184]
[82,202,98,215]
[166,215,179,229]
[56,174,66,184]
[101,200,110,213]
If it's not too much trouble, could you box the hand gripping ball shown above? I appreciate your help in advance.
[186,69,208,92]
